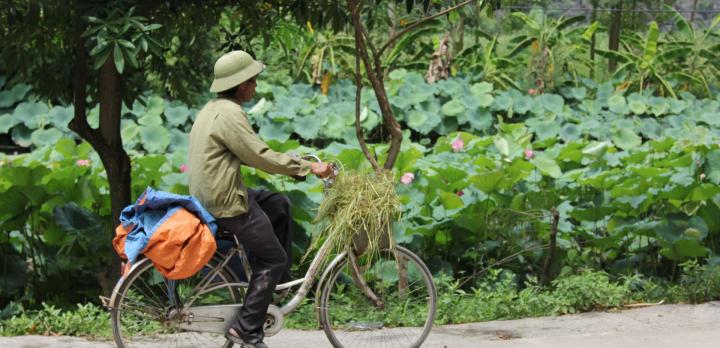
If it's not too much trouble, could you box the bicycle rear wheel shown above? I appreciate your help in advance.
[110,256,243,348]
[318,246,437,348]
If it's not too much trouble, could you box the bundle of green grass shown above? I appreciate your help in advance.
[309,170,401,261]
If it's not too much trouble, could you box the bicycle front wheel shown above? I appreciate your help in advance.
[110,256,244,348]
[319,246,437,348]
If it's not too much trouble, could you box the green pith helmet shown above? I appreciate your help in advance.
[209,50,264,93]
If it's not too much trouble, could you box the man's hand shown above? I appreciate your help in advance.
[310,162,334,178]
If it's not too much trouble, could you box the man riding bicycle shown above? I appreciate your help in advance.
[188,50,333,348]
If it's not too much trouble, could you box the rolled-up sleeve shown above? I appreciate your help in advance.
[213,109,312,176]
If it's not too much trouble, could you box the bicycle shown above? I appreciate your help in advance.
[106,158,437,348]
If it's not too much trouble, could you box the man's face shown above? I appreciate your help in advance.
[236,76,257,102]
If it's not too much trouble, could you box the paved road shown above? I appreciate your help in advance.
[2,302,719,347]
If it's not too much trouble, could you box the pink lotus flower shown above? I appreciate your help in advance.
[180,164,188,173]
[451,138,464,152]
[76,159,90,167]
[400,172,415,185]
[528,88,538,95]
[524,149,535,160]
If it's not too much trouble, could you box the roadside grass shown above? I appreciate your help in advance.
[2,263,719,338]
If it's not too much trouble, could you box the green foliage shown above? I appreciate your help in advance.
[0,303,110,337]
[679,260,720,303]
[3,75,720,309]
[84,7,163,73]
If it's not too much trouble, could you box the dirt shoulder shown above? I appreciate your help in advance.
[2,302,719,347]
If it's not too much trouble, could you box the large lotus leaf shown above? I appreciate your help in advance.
[493,92,514,111]
[138,111,164,126]
[248,98,272,116]
[48,105,74,130]
[477,94,494,108]
[164,103,190,127]
[467,108,493,132]
[439,191,464,210]
[435,79,464,97]
[13,101,49,129]
[121,120,141,148]
[514,95,533,114]
[649,97,669,116]
[388,68,407,80]
[259,120,291,142]
[527,118,561,140]
[506,158,534,183]
[294,115,321,140]
[493,136,510,157]
[394,147,423,174]
[707,149,720,184]
[700,111,720,127]
[11,124,32,147]
[406,109,428,131]
[144,95,165,118]
[336,148,368,170]
[661,239,708,259]
[88,106,99,128]
[53,202,101,231]
[534,153,562,178]
[612,128,641,150]
[433,116,458,134]
[0,91,15,108]
[569,87,587,100]
[559,123,581,142]
[470,170,504,193]
[361,107,380,131]
[629,99,648,115]
[596,82,614,104]
[688,183,720,201]
[0,84,31,108]
[441,99,466,117]
[539,94,564,114]
[169,128,188,152]
[159,172,189,194]
[322,113,348,140]
[470,82,494,96]
[0,113,18,133]
[638,118,662,139]
[140,124,171,153]
[668,99,687,114]
[607,95,628,115]
[580,99,602,114]
[130,99,146,116]
[30,128,63,148]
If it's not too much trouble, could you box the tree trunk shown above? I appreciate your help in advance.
[70,26,129,295]
[540,208,560,286]
[348,0,403,170]
[608,1,622,73]
[97,57,132,295]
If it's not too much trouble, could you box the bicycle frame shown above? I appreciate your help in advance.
[162,232,347,334]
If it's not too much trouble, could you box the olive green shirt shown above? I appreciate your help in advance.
[188,98,312,218]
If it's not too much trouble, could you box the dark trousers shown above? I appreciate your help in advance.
[215,189,293,343]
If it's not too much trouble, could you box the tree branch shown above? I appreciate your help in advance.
[378,0,488,58]
[69,9,107,156]
[353,42,380,172]
[540,207,561,286]
[348,0,403,170]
